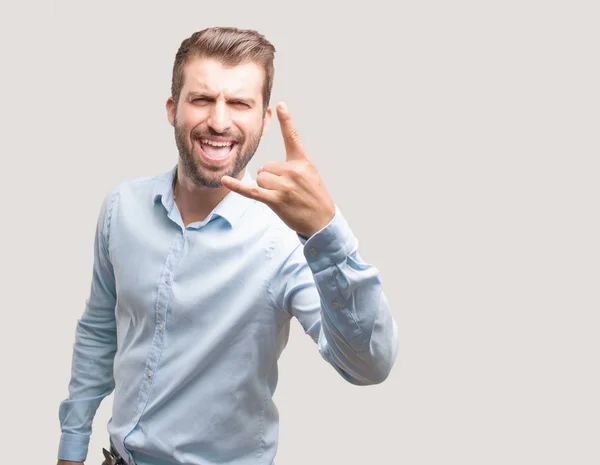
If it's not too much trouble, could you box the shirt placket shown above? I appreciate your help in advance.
[124,229,185,457]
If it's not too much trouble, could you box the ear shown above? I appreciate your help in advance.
[166,97,176,127]
[261,106,273,136]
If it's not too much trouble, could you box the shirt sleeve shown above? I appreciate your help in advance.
[57,190,119,462]
[268,206,399,385]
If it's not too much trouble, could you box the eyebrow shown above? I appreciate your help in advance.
[188,91,256,106]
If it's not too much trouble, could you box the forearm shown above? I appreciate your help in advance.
[309,244,398,384]
[294,207,399,384]
[58,303,117,461]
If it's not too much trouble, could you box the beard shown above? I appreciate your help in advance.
[174,116,263,188]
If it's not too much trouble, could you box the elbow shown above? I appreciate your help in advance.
[342,367,392,386]
[337,352,397,386]
[359,361,395,386]
[365,315,400,385]
[324,318,399,386]
[354,330,399,386]
[369,364,394,385]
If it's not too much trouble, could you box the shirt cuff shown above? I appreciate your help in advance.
[58,432,90,462]
[298,206,356,273]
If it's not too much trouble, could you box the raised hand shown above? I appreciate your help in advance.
[221,102,336,238]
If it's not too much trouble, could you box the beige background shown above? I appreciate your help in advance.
[0,0,598,464]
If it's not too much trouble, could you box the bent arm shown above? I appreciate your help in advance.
[269,207,399,385]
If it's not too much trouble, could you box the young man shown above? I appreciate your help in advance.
[58,27,399,465]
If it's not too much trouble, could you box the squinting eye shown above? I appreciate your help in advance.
[192,98,209,103]
[232,101,249,108]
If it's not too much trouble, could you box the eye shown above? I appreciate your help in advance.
[192,97,209,104]
[231,101,250,108]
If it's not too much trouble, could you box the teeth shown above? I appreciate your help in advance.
[200,139,233,147]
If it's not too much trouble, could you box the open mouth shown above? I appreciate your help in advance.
[196,138,237,165]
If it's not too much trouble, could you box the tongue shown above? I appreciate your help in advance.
[202,144,231,159]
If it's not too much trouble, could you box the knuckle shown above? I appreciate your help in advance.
[288,129,301,143]
[300,161,313,171]
[275,190,288,204]
[279,184,291,198]
[288,167,303,180]
[293,162,311,178]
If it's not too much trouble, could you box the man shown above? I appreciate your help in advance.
[58,27,399,465]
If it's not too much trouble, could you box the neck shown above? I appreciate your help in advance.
[174,164,244,226]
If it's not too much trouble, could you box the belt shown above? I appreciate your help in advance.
[102,445,132,465]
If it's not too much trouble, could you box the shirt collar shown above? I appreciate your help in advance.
[152,165,255,228]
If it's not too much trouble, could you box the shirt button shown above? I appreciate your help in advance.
[133,414,139,421]
[164,275,171,284]
[332,301,341,309]
[158,324,164,331]
[147,370,153,377]
[309,248,318,257]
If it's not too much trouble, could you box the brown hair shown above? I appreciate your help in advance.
[171,27,276,112]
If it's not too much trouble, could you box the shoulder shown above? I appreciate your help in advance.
[104,170,171,206]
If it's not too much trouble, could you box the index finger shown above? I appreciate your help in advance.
[277,102,306,159]
[221,175,276,204]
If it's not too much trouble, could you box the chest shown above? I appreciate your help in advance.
[108,208,278,333]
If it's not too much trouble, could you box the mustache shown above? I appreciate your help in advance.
[191,127,244,143]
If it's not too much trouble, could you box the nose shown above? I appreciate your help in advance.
[207,101,232,134]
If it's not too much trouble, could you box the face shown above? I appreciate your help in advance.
[167,57,272,188]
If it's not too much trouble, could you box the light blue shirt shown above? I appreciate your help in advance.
[58,166,399,465]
